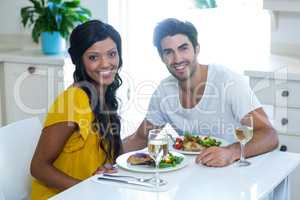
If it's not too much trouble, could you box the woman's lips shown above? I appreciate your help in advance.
[97,69,115,79]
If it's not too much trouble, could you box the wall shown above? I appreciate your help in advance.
[271,12,300,57]
[0,0,108,48]
[81,0,108,22]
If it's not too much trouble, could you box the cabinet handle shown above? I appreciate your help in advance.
[27,66,36,74]
[281,90,289,97]
[127,88,131,100]
[280,145,287,152]
[281,118,288,126]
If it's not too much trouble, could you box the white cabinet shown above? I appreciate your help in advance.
[0,62,3,126]
[0,50,66,126]
[264,0,300,12]
[245,60,300,200]
[278,135,300,200]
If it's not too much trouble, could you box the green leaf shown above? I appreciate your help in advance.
[63,0,80,8]
[32,20,42,43]
[79,7,92,17]
[21,7,34,27]
[29,0,44,13]
[50,0,63,4]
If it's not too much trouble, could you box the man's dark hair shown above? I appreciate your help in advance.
[153,18,199,56]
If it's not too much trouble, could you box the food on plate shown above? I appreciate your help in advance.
[174,133,222,151]
[127,152,153,165]
[127,152,183,168]
[159,152,184,168]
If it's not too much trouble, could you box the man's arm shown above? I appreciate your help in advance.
[122,119,162,153]
[196,107,279,167]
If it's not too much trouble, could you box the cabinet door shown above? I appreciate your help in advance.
[0,62,3,126]
[278,134,300,200]
[249,77,300,108]
[274,107,300,135]
[3,62,64,124]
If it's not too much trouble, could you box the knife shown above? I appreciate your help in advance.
[97,176,155,188]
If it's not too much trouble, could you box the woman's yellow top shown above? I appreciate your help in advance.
[31,87,107,200]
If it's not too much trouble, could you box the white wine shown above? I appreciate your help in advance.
[235,126,253,145]
[148,140,168,160]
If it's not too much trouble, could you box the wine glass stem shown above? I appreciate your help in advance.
[155,160,159,188]
[240,142,245,162]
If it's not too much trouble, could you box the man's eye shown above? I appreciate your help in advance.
[163,51,172,56]
[180,46,189,51]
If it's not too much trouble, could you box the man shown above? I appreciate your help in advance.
[123,18,278,167]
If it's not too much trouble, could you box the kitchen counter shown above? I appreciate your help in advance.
[244,53,300,200]
[243,54,300,80]
[0,48,67,66]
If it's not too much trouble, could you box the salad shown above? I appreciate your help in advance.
[159,152,184,168]
[174,132,222,151]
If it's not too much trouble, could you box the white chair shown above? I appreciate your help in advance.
[0,117,42,200]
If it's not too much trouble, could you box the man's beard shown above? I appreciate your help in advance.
[167,60,197,82]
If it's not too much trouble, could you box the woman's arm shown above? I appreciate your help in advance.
[30,121,80,190]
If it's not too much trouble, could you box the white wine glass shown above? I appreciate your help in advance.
[234,114,254,167]
[148,129,168,187]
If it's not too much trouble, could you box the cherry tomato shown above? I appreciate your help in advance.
[174,142,183,149]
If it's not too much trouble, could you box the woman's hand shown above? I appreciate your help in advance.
[94,163,118,174]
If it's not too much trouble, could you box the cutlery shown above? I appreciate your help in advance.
[103,173,167,185]
[97,176,155,188]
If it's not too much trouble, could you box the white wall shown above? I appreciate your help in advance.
[81,0,108,22]
[0,0,108,34]
[0,0,29,34]
[271,12,300,57]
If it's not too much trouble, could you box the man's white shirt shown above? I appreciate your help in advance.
[145,64,261,143]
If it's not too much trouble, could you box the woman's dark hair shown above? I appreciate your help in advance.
[153,18,199,56]
[68,20,123,163]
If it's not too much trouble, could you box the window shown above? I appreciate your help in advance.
[108,0,271,137]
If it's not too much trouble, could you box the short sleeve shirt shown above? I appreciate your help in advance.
[31,87,107,200]
[145,64,261,143]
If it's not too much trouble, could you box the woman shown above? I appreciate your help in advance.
[30,20,123,199]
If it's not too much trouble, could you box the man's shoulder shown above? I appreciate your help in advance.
[209,63,242,82]
[157,75,177,89]
[152,76,178,98]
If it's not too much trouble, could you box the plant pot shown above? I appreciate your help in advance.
[41,32,66,55]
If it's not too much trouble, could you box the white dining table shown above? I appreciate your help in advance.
[49,150,300,200]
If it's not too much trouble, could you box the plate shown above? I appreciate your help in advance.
[171,136,230,155]
[116,151,188,173]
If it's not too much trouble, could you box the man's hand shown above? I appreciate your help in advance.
[195,146,237,167]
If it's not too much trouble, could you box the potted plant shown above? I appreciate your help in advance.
[21,0,91,55]
[194,0,217,8]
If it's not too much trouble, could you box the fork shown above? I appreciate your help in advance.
[102,173,166,185]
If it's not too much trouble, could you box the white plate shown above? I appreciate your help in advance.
[116,151,188,173]
[171,136,230,155]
